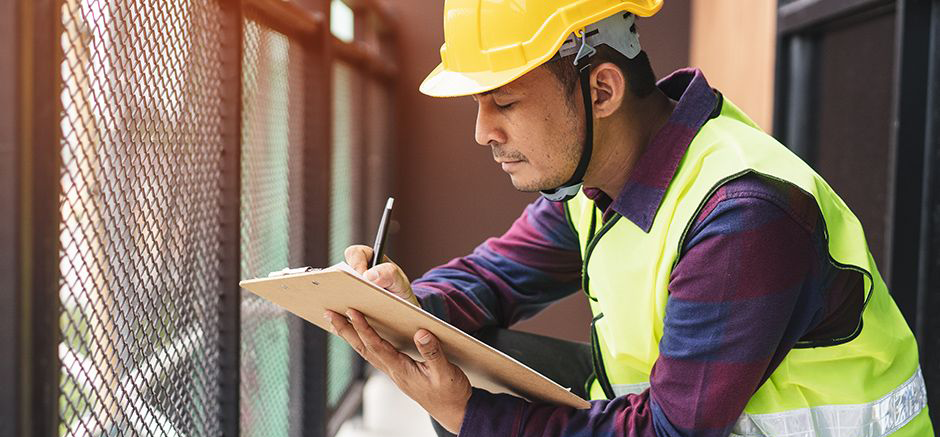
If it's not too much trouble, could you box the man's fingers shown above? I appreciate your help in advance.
[345,245,393,274]
[365,263,403,290]
[344,245,373,274]
[414,329,447,374]
[364,263,417,304]
[324,310,370,361]
[346,309,405,367]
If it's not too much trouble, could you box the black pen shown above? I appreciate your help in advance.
[370,197,394,269]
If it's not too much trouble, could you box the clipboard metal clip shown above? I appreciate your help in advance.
[267,266,314,278]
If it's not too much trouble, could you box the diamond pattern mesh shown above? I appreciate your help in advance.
[239,20,306,437]
[58,0,227,435]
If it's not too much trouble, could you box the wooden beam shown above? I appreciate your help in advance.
[331,36,397,80]
[243,0,324,36]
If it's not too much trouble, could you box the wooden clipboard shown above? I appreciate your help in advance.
[239,263,590,409]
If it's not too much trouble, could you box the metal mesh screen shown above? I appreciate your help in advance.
[239,20,306,437]
[327,61,361,408]
[53,0,389,434]
[58,0,227,435]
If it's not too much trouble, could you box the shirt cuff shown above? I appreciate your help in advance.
[457,388,526,437]
[411,284,446,318]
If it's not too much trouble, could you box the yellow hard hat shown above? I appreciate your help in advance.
[419,0,663,98]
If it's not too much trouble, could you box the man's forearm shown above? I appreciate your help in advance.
[457,388,661,437]
[411,197,583,333]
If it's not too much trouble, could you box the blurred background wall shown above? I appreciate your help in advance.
[690,0,777,131]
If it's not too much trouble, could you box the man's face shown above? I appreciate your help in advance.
[472,66,583,192]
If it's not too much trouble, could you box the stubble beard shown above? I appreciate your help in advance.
[504,137,582,193]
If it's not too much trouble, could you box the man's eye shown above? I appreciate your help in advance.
[496,101,516,110]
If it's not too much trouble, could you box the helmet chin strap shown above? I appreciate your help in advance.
[540,12,641,202]
[540,33,596,202]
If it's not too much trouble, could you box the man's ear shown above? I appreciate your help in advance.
[590,62,626,119]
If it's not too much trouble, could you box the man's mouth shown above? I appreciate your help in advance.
[498,160,524,171]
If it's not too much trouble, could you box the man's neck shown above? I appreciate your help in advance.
[587,88,676,201]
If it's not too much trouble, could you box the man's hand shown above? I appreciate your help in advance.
[344,245,420,307]
[325,309,472,434]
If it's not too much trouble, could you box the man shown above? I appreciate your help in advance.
[324,1,933,436]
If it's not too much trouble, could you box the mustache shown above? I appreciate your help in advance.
[491,146,527,162]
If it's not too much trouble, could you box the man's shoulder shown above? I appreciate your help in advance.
[484,195,579,251]
[692,172,821,235]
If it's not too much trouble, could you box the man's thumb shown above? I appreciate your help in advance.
[414,329,445,368]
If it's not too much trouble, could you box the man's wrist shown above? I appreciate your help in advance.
[433,387,472,434]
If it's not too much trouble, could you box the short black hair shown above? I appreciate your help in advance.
[543,46,657,102]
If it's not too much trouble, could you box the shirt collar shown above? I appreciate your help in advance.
[583,68,719,232]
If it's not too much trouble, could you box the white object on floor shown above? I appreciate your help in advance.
[335,372,438,437]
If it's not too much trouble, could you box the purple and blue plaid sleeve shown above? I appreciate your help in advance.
[411,196,584,334]
[455,176,836,437]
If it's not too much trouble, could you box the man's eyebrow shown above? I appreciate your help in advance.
[479,88,508,97]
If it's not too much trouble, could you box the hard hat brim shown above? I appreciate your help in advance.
[420,1,664,98]
[419,62,534,98]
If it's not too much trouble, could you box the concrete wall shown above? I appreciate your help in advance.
[391,1,692,342]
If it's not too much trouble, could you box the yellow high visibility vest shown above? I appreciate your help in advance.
[565,97,932,436]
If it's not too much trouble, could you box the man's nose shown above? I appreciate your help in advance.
[474,103,507,147]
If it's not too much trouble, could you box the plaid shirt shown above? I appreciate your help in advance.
[412,69,861,437]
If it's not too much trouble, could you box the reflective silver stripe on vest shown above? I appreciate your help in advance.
[731,367,928,437]
[612,382,651,396]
